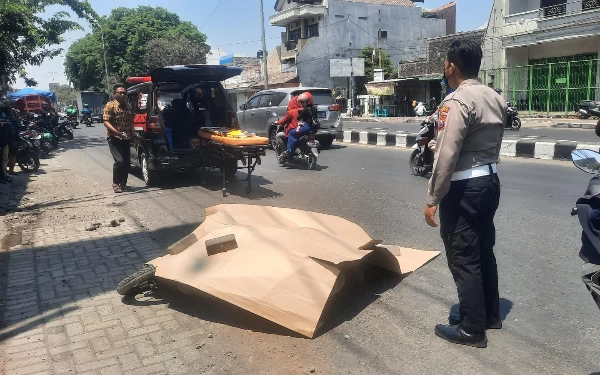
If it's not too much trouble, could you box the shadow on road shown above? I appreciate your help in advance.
[449,298,514,322]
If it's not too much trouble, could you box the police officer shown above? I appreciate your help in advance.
[424,39,506,348]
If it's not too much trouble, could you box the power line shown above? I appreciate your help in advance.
[200,0,226,30]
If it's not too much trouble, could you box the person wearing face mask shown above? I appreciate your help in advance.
[424,40,507,348]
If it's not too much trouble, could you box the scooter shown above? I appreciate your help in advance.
[409,112,436,177]
[577,101,600,119]
[505,102,521,130]
[82,114,93,127]
[570,148,600,311]
[67,114,79,128]
[273,124,320,170]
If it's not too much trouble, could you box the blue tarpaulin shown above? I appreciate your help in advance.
[7,88,57,102]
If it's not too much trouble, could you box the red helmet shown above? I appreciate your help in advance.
[297,92,313,106]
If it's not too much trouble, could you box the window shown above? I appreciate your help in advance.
[271,92,288,106]
[308,23,319,38]
[358,16,367,20]
[258,94,274,108]
[288,29,301,41]
[245,95,261,109]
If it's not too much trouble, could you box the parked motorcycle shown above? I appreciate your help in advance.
[505,102,521,130]
[273,124,320,170]
[15,131,40,172]
[409,112,436,177]
[577,100,600,119]
[570,148,600,311]
[56,120,74,140]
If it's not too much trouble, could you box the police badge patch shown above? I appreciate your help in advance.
[438,105,450,131]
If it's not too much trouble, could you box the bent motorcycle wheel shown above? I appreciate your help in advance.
[117,264,157,296]
[511,118,521,131]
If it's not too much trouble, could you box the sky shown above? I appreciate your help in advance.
[15,0,494,90]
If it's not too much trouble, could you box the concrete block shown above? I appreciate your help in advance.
[500,140,518,157]
[534,142,556,159]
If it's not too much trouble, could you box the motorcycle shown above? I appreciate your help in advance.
[570,148,600,311]
[506,102,521,130]
[273,124,320,170]
[577,100,600,119]
[67,114,79,128]
[15,131,40,172]
[82,114,93,127]
[409,112,436,177]
[56,120,74,140]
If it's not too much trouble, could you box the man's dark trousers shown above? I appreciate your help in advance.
[439,167,501,333]
[107,137,131,186]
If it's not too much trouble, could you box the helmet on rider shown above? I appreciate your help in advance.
[84,103,89,108]
[297,92,313,107]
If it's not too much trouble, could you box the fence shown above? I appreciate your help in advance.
[480,58,600,116]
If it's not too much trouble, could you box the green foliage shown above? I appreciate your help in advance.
[0,0,98,86]
[24,78,38,87]
[65,6,209,90]
[355,46,395,95]
[53,83,77,106]
[142,36,209,73]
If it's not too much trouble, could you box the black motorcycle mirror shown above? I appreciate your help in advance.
[571,149,600,174]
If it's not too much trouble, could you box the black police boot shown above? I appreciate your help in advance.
[435,324,487,348]
[449,311,502,329]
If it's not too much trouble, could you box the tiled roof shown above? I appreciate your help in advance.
[338,0,415,6]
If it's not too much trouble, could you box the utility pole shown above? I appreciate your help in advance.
[259,0,269,89]
[378,10,382,69]
[93,21,110,93]
[348,15,354,109]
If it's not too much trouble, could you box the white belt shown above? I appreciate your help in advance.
[451,163,497,181]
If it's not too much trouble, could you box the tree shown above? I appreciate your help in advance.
[65,6,209,90]
[53,84,78,106]
[0,0,97,86]
[24,78,38,87]
[142,37,208,73]
[355,46,395,95]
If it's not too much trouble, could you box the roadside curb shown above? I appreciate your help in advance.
[552,122,597,129]
[341,130,600,160]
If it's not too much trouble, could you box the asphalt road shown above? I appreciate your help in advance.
[344,120,599,144]
[56,124,599,374]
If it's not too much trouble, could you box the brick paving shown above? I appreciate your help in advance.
[0,222,224,375]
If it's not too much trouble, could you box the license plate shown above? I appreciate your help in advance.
[317,111,326,118]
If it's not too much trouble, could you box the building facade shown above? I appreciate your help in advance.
[269,0,453,90]
[482,0,600,115]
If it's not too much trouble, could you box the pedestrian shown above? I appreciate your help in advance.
[103,84,134,193]
[0,97,16,183]
[424,39,507,348]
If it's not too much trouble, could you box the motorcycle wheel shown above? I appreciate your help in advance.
[17,151,40,172]
[66,130,74,140]
[270,128,279,150]
[117,264,156,296]
[511,117,522,131]
[578,112,590,120]
[274,137,286,165]
[409,149,429,177]
[307,152,317,170]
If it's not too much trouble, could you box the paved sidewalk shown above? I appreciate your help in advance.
[0,220,289,375]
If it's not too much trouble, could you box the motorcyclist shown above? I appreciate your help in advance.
[275,94,302,136]
[285,92,317,158]
[66,104,78,117]
[0,97,19,180]
[81,103,92,119]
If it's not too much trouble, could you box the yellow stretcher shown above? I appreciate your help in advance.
[197,128,270,196]
[198,128,269,146]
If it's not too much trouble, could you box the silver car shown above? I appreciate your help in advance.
[237,87,343,149]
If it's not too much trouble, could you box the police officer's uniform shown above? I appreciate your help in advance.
[427,78,507,333]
